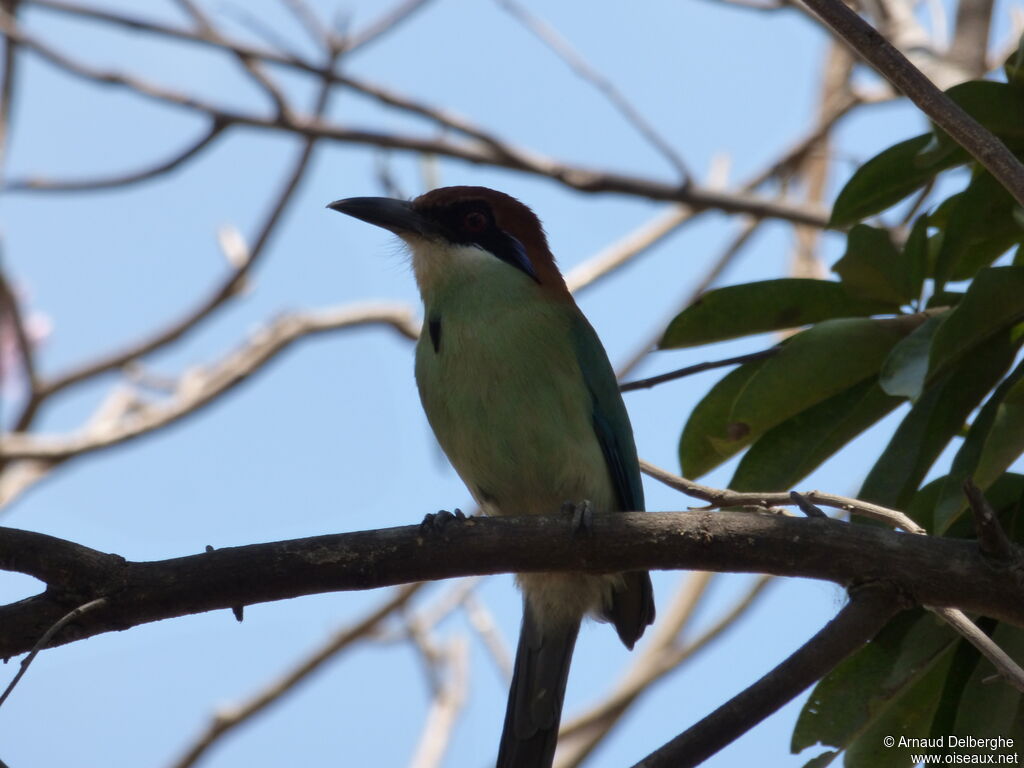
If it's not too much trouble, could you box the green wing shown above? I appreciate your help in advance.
[570,314,645,512]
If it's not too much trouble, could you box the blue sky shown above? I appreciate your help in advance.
[2,1,1020,766]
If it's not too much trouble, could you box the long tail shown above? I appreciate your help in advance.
[496,600,581,768]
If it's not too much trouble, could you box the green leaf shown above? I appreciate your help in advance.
[833,224,918,305]
[901,214,929,304]
[678,317,911,478]
[659,279,896,349]
[730,379,901,492]
[679,357,770,478]
[727,317,911,441]
[933,172,1024,287]
[829,135,960,228]
[933,359,1024,532]
[859,330,1018,509]
[1005,31,1024,89]
[933,81,1024,153]
[801,751,839,768]
[949,623,1024,743]
[792,610,957,763]
[878,313,947,400]
[927,267,1024,381]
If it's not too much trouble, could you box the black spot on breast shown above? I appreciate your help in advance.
[428,316,442,353]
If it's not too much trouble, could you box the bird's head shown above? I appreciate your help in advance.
[328,186,568,302]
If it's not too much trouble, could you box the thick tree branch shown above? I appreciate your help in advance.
[632,583,905,768]
[2,510,1023,659]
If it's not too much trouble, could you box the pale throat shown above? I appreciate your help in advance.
[404,237,535,309]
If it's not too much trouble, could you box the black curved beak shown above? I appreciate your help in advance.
[327,197,434,237]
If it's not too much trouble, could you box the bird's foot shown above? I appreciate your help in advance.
[561,500,594,537]
[420,507,466,534]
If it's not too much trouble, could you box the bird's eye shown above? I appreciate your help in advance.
[463,211,488,233]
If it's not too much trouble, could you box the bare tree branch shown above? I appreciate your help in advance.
[0,596,108,707]
[620,348,779,392]
[0,0,18,176]
[556,574,775,767]
[462,590,513,680]
[408,635,469,768]
[346,0,435,53]
[0,302,420,464]
[5,32,342,439]
[948,0,995,76]
[963,476,1014,561]
[640,460,927,533]
[2,508,1023,659]
[564,205,694,293]
[0,265,38,395]
[0,12,829,228]
[167,584,422,768]
[495,0,691,181]
[801,0,1024,206]
[631,583,905,768]
[6,119,226,192]
[173,0,293,120]
[930,606,1024,692]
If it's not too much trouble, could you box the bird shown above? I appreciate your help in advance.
[328,186,654,768]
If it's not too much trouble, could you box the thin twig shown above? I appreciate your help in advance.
[278,0,332,52]
[172,0,292,120]
[0,596,108,708]
[6,120,226,192]
[346,0,435,53]
[8,35,342,431]
[407,635,469,768]
[0,302,420,464]
[0,14,829,228]
[614,216,763,381]
[557,574,775,768]
[963,477,1014,561]
[639,460,926,534]
[495,0,690,181]
[929,606,1024,692]
[790,491,827,518]
[564,205,693,293]
[0,265,38,394]
[461,590,513,680]
[167,584,422,768]
[0,0,18,176]
[620,348,779,392]
[948,0,995,76]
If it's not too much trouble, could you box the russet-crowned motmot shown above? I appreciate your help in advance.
[328,186,654,768]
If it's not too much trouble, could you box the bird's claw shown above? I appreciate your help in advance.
[562,500,594,537]
[420,507,466,534]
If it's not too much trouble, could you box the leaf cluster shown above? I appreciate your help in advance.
[659,47,1024,767]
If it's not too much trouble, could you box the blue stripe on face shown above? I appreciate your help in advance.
[496,232,540,283]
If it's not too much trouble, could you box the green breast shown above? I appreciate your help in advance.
[414,285,615,517]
